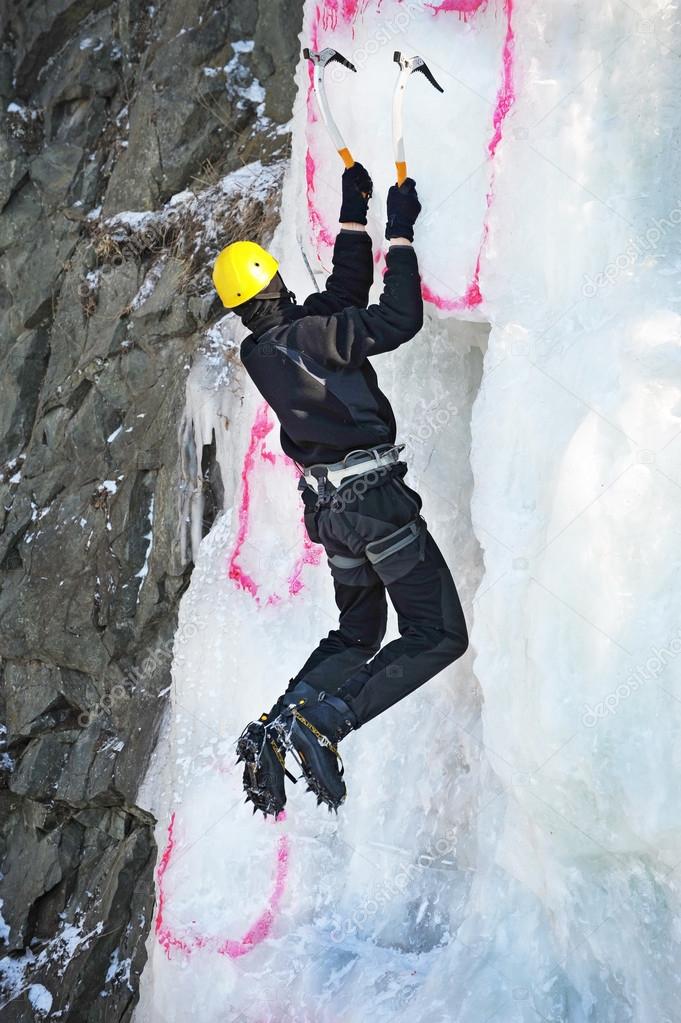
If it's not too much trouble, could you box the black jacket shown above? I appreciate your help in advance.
[239,230,423,467]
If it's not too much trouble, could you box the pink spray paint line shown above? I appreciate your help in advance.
[305,0,516,313]
[487,0,515,159]
[155,810,290,960]
[227,403,323,605]
[398,0,514,310]
[427,0,488,15]
[319,0,371,33]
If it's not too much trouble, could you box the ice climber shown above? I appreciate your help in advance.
[212,165,469,813]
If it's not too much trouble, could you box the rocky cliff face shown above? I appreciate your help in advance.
[0,3,302,1018]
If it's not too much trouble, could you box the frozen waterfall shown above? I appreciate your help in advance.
[135,2,681,1021]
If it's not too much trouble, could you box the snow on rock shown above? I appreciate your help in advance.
[27,984,53,1016]
[130,256,168,311]
[105,210,154,228]
[0,898,10,945]
[135,2,681,1022]
[218,159,281,200]
[104,946,133,992]
[6,101,39,120]
[135,495,155,600]
[99,159,283,306]
[0,915,103,1011]
[169,190,195,206]
[239,79,266,107]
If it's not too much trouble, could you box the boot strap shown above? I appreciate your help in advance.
[269,737,298,784]
[291,712,345,778]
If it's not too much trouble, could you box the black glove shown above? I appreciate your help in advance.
[339,162,373,225]
[385,177,421,242]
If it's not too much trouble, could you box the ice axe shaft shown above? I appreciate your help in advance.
[392,52,444,185]
[303,47,357,168]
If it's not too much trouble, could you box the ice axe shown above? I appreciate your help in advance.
[392,52,444,186]
[303,46,357,169]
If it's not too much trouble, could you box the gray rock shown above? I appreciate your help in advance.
[0,1,303,1019]
[30,142,84,207]
[0,136,28,213]
[0,326,50,464]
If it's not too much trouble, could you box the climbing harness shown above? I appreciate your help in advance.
[300,443,405,499]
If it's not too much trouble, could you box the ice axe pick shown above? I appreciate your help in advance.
[303,47,357,168]
[392,52,444,186]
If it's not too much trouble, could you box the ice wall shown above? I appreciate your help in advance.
[136,2,681,1021]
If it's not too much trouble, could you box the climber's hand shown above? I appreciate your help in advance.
[339,162,373,225]
[385,177,421,242]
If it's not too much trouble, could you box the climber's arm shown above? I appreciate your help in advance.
[301,228,374,314]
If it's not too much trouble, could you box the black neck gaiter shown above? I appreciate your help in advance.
[236,274,302,339]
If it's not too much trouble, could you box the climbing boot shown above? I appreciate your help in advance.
[273,681,358,812]
[236,713,296,818]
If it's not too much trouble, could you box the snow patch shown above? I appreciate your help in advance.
[0,899,10,945]
[130,256,167,312]
[7,102,38,120]
[239,80,266,105]
[135,495,155,599]
[27,984,53,1015]
[105,947,133,991]
[0,915,104,1009]
[169,189,194,206]
[106,210,153,228]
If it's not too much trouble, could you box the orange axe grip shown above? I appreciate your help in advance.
[395,161,407,186]
[338,147,355,168]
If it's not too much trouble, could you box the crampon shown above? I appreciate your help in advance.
[272,683,358,813]
[236,717,296,819]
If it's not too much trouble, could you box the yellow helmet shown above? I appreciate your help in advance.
[212,241,279,308]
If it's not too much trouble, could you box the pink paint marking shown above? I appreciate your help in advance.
[306,2,372,255]
[156,811,290,961]
[321,0,370,32]
[218,821,289,958]
[227,403,274,600]
[306,150,337,252]
[421,270,482,311]
[416,0,514,310]
[488,0,516,158]
[228,403,323,605]
[305,0,516,312]
[427,0,488,15]
[155,812,193,957]
[288,530,323,597]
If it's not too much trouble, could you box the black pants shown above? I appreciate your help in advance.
[274,463,468,728]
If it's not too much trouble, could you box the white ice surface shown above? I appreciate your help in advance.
[135,2,681,1021]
